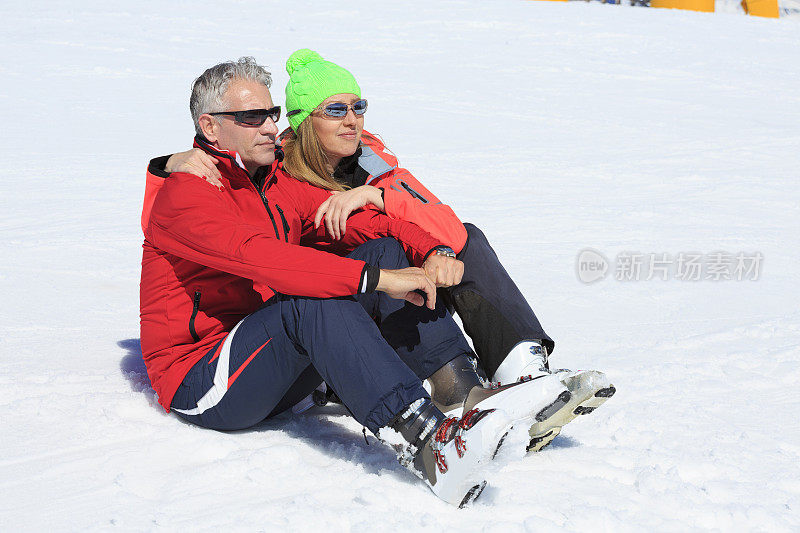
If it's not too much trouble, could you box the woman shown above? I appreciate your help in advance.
[279,49,556,381]
[281,49,614,437]
[156,50,615,446]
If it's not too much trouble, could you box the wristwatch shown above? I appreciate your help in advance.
[432,245,457,258]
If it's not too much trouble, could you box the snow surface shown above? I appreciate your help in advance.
[1,1,799,531]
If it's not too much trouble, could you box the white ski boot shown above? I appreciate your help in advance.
[492,341,551,383]
[491,341,616,452]
[387,397,515,507]
[455,376,572,445]
[428,354,573,454]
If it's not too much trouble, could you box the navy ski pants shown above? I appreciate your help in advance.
[441,223,554,378]
[171,238,473,433]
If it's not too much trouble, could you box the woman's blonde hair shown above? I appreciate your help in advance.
[281,119,346,191]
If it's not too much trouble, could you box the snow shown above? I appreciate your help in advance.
[1,0,799,530]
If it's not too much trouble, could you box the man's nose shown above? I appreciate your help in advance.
[260,116,279,135]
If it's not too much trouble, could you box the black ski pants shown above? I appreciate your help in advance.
[440,223,554,379]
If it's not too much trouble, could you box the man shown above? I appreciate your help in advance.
[140,57,573,506]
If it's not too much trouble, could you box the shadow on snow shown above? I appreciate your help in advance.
[117,337,404,477]
[117,338,576,482]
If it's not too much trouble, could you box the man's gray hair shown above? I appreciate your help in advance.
[189,57,273,135]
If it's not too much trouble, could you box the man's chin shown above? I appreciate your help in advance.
[254,151,276,168]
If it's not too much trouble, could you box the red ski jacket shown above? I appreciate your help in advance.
[351,131,467,253]
[140,137,442,412]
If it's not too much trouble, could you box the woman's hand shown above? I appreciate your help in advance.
[376,267,437,310]
[165,148,223,190]
[422,255,464,288]
[314,185,385,240]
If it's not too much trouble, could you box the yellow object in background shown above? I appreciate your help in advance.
[741,0,780,17]
[530,0,780,19]
[650,0,715,12]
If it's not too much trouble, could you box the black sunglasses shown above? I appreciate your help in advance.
[208,106,281,126]
[287,99,368,119]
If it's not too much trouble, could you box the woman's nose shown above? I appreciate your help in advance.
[342,108,357,125]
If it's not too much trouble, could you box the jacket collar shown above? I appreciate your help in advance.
[193,135,248,177]
[192,135,283,186]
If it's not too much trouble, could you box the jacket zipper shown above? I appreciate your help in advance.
[275,204,290,242]
[260,191,281,240]
[252,168,281,240]
[398,180,430,204]
[189,290,201,343]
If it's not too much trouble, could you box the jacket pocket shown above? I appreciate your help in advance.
[189,290,201,343]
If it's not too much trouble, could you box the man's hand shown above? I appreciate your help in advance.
[376,267,437,310]
[314,185,385,240]
[422,255,464,288]
[165,148,223,190]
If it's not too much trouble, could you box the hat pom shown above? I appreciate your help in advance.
[286,49,323,75]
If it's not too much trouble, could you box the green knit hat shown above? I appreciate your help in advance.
[285,49,361,132]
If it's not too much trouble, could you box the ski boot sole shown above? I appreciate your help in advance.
[526,390,572,452]
[459,481,487,508]
[527,374,616,452]
[535,390,573,422]
[448,415,515,508]
[458,426,512,507]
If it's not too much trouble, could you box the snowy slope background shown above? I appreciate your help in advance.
[2,1,799,530]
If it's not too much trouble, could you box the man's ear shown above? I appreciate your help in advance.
[198,114,219,142]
